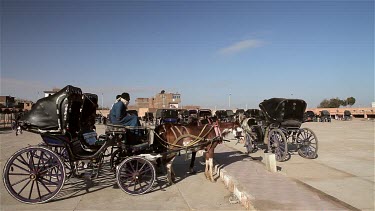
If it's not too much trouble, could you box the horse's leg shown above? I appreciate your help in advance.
[166,156,176,185]
[207,148,215,182]
[204,152,209,179]
[188,151,197,174]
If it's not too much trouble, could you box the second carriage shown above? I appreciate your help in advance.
[242,98,318,162]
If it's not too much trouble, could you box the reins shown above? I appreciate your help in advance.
[153,123,223,151]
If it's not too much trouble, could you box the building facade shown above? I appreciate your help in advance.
[0,96,16,108]
[135,91,181,109]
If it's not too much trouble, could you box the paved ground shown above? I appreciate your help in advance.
[0,126,243,210]
[0,119,373,210]
[223,119,374,210]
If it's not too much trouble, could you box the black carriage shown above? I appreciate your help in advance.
[243,98,318,162]
[197,109,212,124]
[155,109,179,125]
[3,85,159,204]
[343,110,352,121]
[303,111,317,122]
[214,110,229,122]
[319,110,331,122]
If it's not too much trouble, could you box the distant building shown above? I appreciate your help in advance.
[17,100,33,111]
[0,96,16,108]
[135,98,150,108]
[153,92,181,109]
[44,88,60,97]
[372,102,375,108]
[135,91,182,109]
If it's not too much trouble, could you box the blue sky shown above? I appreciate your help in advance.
[1,0,374,109]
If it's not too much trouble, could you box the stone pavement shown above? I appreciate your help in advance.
[212,144,352,210]
[209,119,374,210]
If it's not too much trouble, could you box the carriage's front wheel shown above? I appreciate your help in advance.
[268,129,288,162]
[3,146,65,204]
[244,132,256,153]
[116,156,155,195]
[297,128,318,159]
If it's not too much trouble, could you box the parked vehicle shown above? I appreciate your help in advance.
[343,110,352,121]
[303,111,316,122]
[319,110,331,122]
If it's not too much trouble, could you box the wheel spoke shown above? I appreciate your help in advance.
[36,151,45,169]
[38,180,52,194]
[138,162,147,172]
[36,179,42,200]
[11,163,30,173]
[17,179,31,195]
[8,173,30,176]
[28,180,35,199]
[29,150,36,170]
[39,164,60,174]
[40,177,59,186]
[15,156,30,169]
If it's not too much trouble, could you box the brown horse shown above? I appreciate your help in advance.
[154,121,240,184]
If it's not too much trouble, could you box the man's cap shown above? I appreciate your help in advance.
[121,92,130,101]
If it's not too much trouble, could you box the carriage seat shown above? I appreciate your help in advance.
[280,119,302,128]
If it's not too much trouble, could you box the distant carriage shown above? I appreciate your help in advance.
[243,98,318,162]
[155,109,179,125]
[343,110,352,121]
[319,110,332,122]
[303,111,317,122]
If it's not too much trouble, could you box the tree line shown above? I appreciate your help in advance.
[318,97,356,108]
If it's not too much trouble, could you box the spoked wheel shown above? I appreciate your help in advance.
[116,156,155,195]
[3,146,65,204]
[297,128,318,159]
[110,149,127,170]
[244,132,256,153]
[40,144,73,179]
[268,129,288,162]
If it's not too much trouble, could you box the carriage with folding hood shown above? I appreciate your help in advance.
[3,85,242,204]
[243,98,318,162]
[2,85,163,204]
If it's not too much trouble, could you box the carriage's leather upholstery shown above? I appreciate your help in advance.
[21,85,82,131]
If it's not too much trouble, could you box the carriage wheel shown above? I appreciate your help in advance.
[110,149,127,170]
[244,132,256,153]
[297,128,318,159]
[116,156,155,195]
[3,146,65,204]
[39,144,73,179]
[268,129,288,162]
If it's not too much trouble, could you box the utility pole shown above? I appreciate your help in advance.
[228,93,231,109]
[101,93,104,109]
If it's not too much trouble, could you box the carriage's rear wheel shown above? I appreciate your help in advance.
[3,146,65,204]
[244,132,256,153]
[116,156,155,195]
[268,129,288,162]
[297,128,318,159]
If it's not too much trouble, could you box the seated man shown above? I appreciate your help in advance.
[109,92,140,127]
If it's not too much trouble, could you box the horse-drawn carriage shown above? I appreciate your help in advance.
[319,110,332,122]
[343,110,352,121]
[2,86,162,204]
[3,85,240,204]
[242,98,318,162]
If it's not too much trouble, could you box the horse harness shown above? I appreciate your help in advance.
[154,123,224,151]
